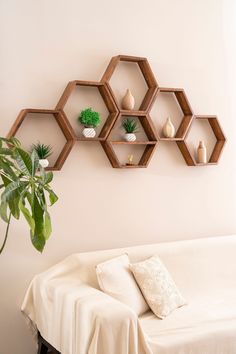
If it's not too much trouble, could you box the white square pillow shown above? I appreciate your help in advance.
[130,255,186,319]
[96,254,149,315]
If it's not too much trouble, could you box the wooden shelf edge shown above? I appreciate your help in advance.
[119,110,148,116]
[195,162,218,166]
[109,141,157,145]
[159,87,183,93]
[120,164,147,169]
[160,138,184,141]
[77,137,105,141]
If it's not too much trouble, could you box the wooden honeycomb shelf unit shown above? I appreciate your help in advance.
[176,115,226,166]
[7,109,76,171]
[150,87,194,141]
[101,55,158,113]
[55,80,119,141]
[6,54,226,170]
[101,112,158,168]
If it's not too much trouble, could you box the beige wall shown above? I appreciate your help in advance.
[1,0,236,353]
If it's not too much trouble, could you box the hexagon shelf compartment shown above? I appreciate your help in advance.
[101,55,158,113]
[149,87,194,141]
[55,80,119,141]
[7,109,76,171]
[101,112,158,168]
[176,115,226,166]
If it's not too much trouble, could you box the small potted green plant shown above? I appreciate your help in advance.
[78,107,101,138]
[121,118,139,142]
[31,142,52,168]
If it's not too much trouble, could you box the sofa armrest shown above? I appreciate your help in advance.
[22,278,151,354]
[74,284,139,354]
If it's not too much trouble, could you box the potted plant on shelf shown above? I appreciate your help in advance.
[0,137,58,254]
[31,142,52,168]
[121,118,139,142]
[78,107,101,138]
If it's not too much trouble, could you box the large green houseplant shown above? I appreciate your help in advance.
[0,137,58,254]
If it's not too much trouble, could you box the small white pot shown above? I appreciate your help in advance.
[124,133,136,142]
[82,127,96,138]
[39,159,49,168]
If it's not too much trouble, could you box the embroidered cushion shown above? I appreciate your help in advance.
[130,255,186,319]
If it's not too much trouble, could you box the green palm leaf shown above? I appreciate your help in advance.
[44,211,52,240]
[31,149,39,176]
[15,148,33,176]
[30,191,45,252]
[0,201,9,223]
[1,181,24,202]
[19,198,35,234]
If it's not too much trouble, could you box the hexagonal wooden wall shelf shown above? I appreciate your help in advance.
[7,108,76,171]
[149,87,194,141]
[55,80,119,141]
[176,115,226,166]
[101,112,158,168]
[101,55,158,113]
[5,55,226,170]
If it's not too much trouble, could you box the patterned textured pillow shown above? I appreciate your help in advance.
[130,255,186,319]
[96,254,149,316]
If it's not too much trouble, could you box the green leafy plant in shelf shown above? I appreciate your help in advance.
[78,108,101,138]
[0,137,58,254]
[31,142,52,159]
[121,118,139,134]
[78,108,101,128]
[121,118,139,142]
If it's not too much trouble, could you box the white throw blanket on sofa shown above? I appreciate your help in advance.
[22,235,236,354]
[21,255,152,354]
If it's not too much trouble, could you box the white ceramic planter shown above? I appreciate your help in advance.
[82,127,96,138]
[39,159,49,168]
[124,133,136,142]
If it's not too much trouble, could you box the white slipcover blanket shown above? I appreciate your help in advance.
[22,235,236,354]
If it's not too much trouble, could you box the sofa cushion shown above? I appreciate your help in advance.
[130,255,186,319]
[96,254,149,315]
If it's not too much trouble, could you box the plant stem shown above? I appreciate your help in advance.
[0,212,12,254]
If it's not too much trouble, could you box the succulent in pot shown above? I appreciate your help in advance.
[78,108,101,138]
[31,142,52,168]
[121,118,139,142]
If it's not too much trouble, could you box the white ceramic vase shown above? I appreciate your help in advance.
[121,89,135,110]
[39,159,49,168]
[162,117,175,138]
[82,127,96,138]
[125,133,136,142]
[197,140,207,163]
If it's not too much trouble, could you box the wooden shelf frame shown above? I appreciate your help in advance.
[6,55,226,170]
[149,87,194,141]
[101,55,158,113]
[7,108,76,171]
[55,80,119,141]
[101,112,158,168]
[176,115,226,166]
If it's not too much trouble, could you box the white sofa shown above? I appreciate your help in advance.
[22,235,236,354]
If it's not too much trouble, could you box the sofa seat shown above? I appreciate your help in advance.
[141,292,236,353]
[139,235,236,353]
